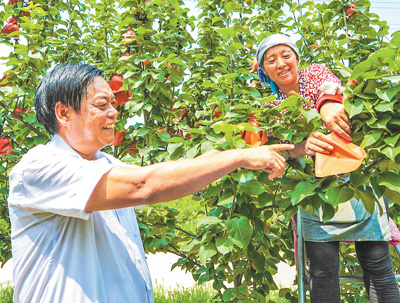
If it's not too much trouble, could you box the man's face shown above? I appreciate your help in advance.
[67,76,118,159]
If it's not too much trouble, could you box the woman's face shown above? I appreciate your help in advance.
[262,45,299,90]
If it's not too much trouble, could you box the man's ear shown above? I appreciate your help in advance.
[55,101,70,127]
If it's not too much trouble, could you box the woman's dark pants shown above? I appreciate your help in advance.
[305,241,400,303]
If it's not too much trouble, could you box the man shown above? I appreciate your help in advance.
[8,62,294,303]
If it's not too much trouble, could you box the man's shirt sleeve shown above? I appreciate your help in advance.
[9,147,114,220]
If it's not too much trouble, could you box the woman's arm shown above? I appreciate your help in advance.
[309,65,352,141]
[320,102,352,141]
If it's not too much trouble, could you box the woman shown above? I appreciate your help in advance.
[255,33,400,303]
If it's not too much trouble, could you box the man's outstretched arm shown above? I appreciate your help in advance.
[85,144,294,211]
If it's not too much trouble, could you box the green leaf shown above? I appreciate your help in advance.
[241,87,261,99]
[225,43,244,54]
[157,132,170,141]
[222,288,238,301]
[211,91,228,99]
[167,137,185,143]
[380,145,400,162]
[376,172,400,193]
[376,86,400,102]
[167,142,183,154]
[199,244,217,266]
[216,236,234,254]
[344,98,364,118]
[320,203,335,222]
[206,56,230,66]
[182,239,200,252]
[300,108,319,122]
[231,170,254,183]
[186,145,199,159]
[360,130,382,148]
[384,133,400,148]
[240,180,265,195]
[223,1,241,14]
[355,188,376,214]
[291,181,321,205]
[251,252,265,272]
[227,216,253,249]
[374,101,394,113]
[325,187,354,208]
[217,195,234,206]
[197,216,222,229]
[384,188,400,205]
[350,171,369,188]
[366,114,391,129]
[279,95,300,109]
[198,273,210,285]
[258,192,276,207]
[215,27,236,40]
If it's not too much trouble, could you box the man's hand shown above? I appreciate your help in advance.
[320,101,352,141]
[242,144,294,179]
[304,132,334,157]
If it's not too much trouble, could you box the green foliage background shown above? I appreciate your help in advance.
[1,0,400,302]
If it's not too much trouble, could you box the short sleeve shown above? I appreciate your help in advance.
[9,147,114,219]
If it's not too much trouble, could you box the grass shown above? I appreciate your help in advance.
[0,284,13,303]
[158,195,207,233]
[154,284,216,303]
[0,283,290,303]
[154,284,291,302]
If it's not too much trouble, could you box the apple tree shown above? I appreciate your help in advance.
[1,0,399,302]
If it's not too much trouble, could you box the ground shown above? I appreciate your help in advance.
[0,253,297,290]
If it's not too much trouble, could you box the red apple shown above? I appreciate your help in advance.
[11,106,28,119]
[241,113,268,147]
[21,11,31,18]
[8,0,23,5]
[347,79,358,86]
[1,16,19,38]
[0,137,13,155]
[346,3,357,18]
[109,74,125,93]
[113,129,125,146]
[127,142,139,154]
[140,59,150,67]
[172,108,187,124]
[213,106,222,119]
[0,72,13,87]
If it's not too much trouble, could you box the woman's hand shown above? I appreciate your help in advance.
[320,101,352,141]
[304,132,334,157]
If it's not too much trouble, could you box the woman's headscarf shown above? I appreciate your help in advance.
[256,34,300,96]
